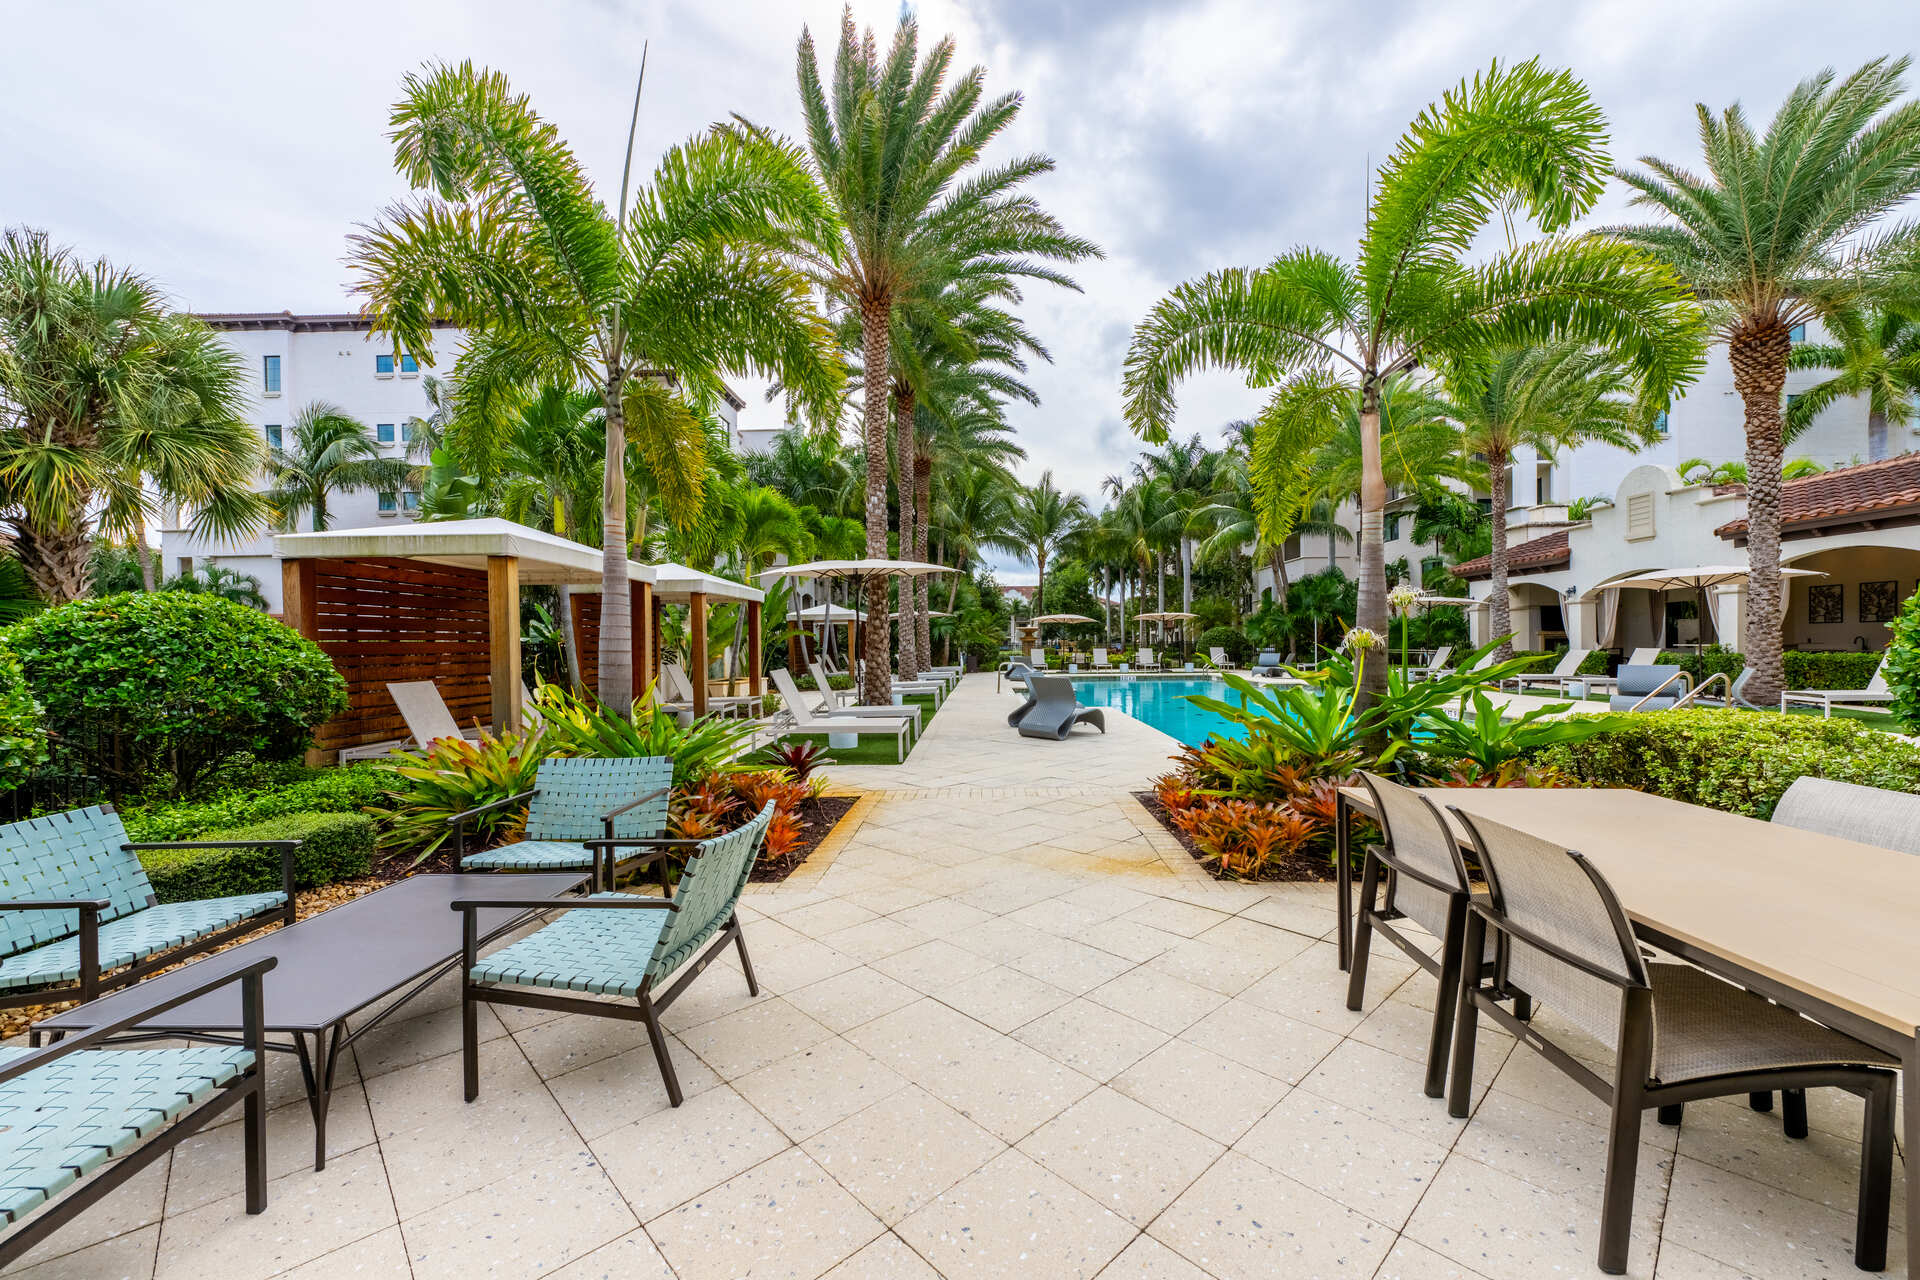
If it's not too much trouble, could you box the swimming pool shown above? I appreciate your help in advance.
[1067,676,1251,747]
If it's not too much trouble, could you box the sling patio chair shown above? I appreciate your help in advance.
[1396,645,1454,680]
[771,669,912,761]
[1445,808,1897,1275]
[1135,646,1163,671]
[1207,646,1229,668]
[1091,647,1115,670]
[1780,657,1895,718]
[806,661,924,742]
[338,679,486,762]
[1501,647,1590,694]
[1346,772,1503,1098]
[454,755,680,893]
[457,801,774,1107]
[1007,674,1106,741]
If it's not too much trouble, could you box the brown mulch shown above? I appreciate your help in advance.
[1133,790,1337,885]
[751,794,858,883]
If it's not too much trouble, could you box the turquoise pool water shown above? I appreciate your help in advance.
[1068,676,1249,747]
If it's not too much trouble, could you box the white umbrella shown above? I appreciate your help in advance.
[1410,595,1488,609]
[889,609,952,619]
[1030,613,1097,624]
[1133,610,1198,621]
[759,559,956,673]
[1600,565,1824,592]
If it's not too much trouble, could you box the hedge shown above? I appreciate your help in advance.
[1639,645,1881,692]
[1533,708,1920,819]
[1197,626,1252,665]
[121,766,392,843]
[0,644,46,792]
[141,810,376,904]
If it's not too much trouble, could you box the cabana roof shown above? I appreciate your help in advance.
[650,560,764,604]
[275,518,653,588]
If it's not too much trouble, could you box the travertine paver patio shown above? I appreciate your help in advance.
[7,674,1905,1278]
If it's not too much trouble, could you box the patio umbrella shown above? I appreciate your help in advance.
[1596,565,1824,646]
[1133,610,1198,649]
[889,609,952,619]
[759,559,956,678]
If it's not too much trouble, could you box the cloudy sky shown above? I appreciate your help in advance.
[4,1,1912,579]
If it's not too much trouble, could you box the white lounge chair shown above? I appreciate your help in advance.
[339,679,486,762]
[1781,658,1895,718]
[1397,645,1453,679]
[1091,647,1114,670]
[1136,646,1162,671]
[1029,648,1047,669]
[807,661,924,740]
[662,661,762,719]
[1503,647,1591,694]
[771,668,913,762]
[1208,646,1229,668]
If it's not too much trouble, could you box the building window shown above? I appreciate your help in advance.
[1788,323,1806,343]
[261,355,280,394]
[400,422,414,443]
[377,423,395,444]
[399,490,421,512]
[1282,533,1302,560]
[399,353,419,373]
[1536,464,1554,506]
[377,492,397,514]
[1384,513,1403,542]
[375,354,394,376]
[1651,409,1669,435]
[264,424,282,450]
[177,557,193,577]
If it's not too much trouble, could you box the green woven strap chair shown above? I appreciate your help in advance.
[0,954,273,1266]
[0,805,298,1009]
[454,801,774,1107]
[454,756,684,892]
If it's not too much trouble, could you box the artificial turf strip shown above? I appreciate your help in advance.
[788,693,941,765]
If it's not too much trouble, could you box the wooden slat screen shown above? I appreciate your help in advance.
[308,557,492,750]
[568,586,649,703]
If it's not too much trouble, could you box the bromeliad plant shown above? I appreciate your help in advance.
[373,724,551,865]
[531,683,758,788]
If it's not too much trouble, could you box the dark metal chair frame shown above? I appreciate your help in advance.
[1345,774,1524,1098]
[0,954,273,1267]
[1445,807,1896,1275]
[449,785,701,893]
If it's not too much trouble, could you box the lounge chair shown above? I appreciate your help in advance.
[1136,646,1162,671]
[662,661,762,719]
[1395,645,1454,681]
[841,659,949,704]
[338,679,485,762]
[454,755,679,892]
[1446,808,1897,1275]
[1007,674,1106,740]
[1609,663,1689,711]
[807,661,924,741]
[458,801,773,1107]
[1091,647,1114,670]
[1251,650,1284,677]
[1781,658,1895,718]
[1207,646,1228,668]
[0,954,275,1267]
[1028,648,1048,670]
[1502,647,1590,694]
[1347,773,1498,1097]
[1575,647,1663,697]
[771,669,912,761]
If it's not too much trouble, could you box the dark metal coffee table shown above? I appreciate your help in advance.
[38,872,587,1170]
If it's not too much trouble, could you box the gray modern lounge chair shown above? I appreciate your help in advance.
[458,801,774,1108]
[1347,773,1501,1097]
[1007,674,1106,740]
[1251,650,1284,677]
[1446,809,1897,1275]
[1608,664,1689,711]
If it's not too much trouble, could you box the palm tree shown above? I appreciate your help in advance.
[931,462,1019,613]
[0,229,266,602]
[1008,471,1089,613]
[1608,58,1920,703]
[262,402,413,532]
[1122,59,1704,697]
[1786,310,1920,461]
[1437,344,1662,655]
[1145,434,1221,617]
[350,60,842,706]
[487,386,605,542]
[162,564,269,610]
[788,10,1098,705]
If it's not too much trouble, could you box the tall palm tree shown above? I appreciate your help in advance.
[1608,58,1920,703]
[1009,471,1089,613]
[1123,59,1704,697]
[0,229,266,602]
[1436,344,1661,654]
[350,60,842,706]
[262,402,413,532]
[787,10,1098,705]
[1143,434,1220,617]
[930,461,1019,612]
[1786,310,1920,460]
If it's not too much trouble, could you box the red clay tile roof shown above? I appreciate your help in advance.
[1453,529,1569,580]
[1715,452,1920,538]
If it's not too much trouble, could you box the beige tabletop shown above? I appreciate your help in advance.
[1341,785,1920,1040]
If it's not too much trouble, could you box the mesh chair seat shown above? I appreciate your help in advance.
[0,894,285,991]
[471,894,670,998]
[1649,964,1897,1083]
[1387,878,1498,963]
[460,840,592,873]
[0,1045,254,1222]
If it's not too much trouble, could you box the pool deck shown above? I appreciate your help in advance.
[8,674,1901,1279]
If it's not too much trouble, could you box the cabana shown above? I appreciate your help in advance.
[649,561,766,719]
[276,519,653,761]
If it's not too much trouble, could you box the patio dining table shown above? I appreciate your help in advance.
[1334,784,1920,1244]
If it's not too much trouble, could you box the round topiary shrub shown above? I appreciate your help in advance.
[1197,625,1253,665]
[0,644,48,792]
[1886,586,1920,733]
[8,593,347,795]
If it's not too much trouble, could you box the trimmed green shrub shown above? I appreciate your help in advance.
[121,766,392,843]
[141,810,376,904]
[1534,708,1920,819]
[1888,587,1920,732]
[8,594,348,794]
[1642,645,1882,693]
[1197,626,1252,665]
[0,643,47,791]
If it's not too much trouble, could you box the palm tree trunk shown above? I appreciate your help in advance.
[1270,548,1288,609]
[133,512,157,591]
[893,383,919,679]
[1180,538,1192,614]
[312,491,326,533]
[858,298,894,708]
[1731,320,1791,705]
[15,523,93,603]
[598,370,633,707]
[1487,447,1513,660]
[914,453,933,670]
[1355,377,1388,701]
